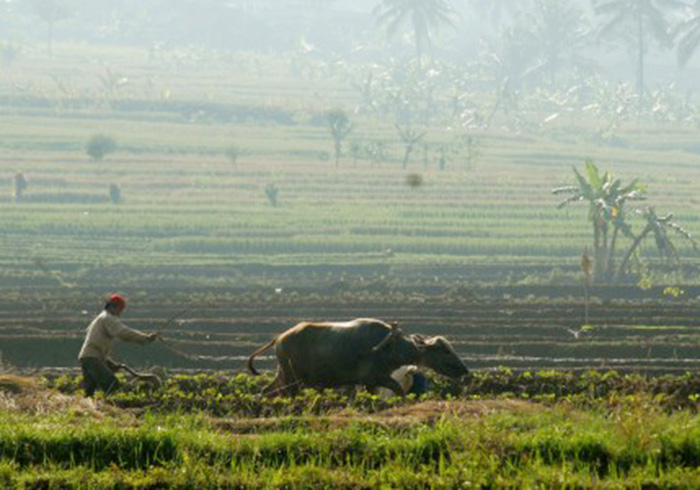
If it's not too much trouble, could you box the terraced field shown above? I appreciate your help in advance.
[2,284,699,374]
[2,44,700,376]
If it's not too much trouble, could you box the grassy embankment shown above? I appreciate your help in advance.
[5,372,700,487]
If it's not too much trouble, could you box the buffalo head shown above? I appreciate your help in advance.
[413,335,469,380]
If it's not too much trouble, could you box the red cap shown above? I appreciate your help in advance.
[106,293,127,310]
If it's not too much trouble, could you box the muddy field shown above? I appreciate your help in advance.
[2,283,699,374]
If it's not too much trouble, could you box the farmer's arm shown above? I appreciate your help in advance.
[105,316,157,344]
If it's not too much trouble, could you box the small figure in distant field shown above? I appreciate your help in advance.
[78,293,157,397]
[108,183,122,204]
[13,171,28,202]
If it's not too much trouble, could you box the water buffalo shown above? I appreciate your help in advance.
[247,318,468,396]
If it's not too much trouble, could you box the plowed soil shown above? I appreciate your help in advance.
[2,284,699,373]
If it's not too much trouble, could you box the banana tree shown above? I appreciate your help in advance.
[553,160,646,282]
[616,207,699,280]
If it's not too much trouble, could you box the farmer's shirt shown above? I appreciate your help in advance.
[78,310,150,361]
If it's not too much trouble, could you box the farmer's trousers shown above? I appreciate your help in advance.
[80,357,120,397]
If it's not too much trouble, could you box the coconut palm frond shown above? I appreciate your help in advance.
[676,7,700,67]
[374,0,457,58]
[678,28,700,66]
[596,11,628,40]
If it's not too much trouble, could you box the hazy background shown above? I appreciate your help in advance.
[1,0,699,89]
[3,0,700,371]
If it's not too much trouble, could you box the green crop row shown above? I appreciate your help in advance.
[40,370,700,416]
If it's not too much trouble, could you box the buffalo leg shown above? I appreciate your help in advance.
[279,358,300,396]
[262,367,285,396]
[262,360,299,397]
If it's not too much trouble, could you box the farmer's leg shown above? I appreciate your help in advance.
[80,359,97,397]
[80,357,120,396]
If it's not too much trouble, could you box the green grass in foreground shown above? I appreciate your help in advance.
[4,399,700,488]
[4,371,700,487]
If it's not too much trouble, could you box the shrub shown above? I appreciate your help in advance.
[85,134,117,161]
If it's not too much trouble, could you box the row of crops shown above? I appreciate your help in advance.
[2,284,699,373]
[2,153,700,289]
[30,369,700,415]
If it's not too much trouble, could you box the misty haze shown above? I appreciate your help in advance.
[3,1,700,486]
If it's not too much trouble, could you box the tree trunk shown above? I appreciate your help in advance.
[593,220,601,280]
[593,216,607,282]
[616,225,651,281]
[601,219,609,281]
[605,223,621,282]
[413,15,423,69]
[402,145,413,169]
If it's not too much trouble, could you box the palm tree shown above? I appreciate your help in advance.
[617,207,699,280]
[476,23,533,112]
[374,0,458,62]
[523,0,594,86]
[553,160,646,282]
[593,0,684,99]
[676,0,700,67]
[27,0,74,57]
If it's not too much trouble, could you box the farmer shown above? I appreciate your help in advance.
[78,293,158,397]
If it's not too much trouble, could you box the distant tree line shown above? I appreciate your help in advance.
[3,0,700,91]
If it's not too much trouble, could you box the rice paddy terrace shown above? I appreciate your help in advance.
[1,284,700,374]
[2,45,700,376]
